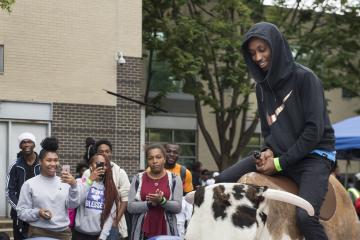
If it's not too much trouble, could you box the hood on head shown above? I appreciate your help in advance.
[242,22,295,88]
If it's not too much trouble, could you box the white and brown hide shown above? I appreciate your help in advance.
[239,172,360,240]
[184,173,360,240]
[185,183,270,240]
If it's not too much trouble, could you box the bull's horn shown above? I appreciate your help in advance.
[185,191,195,205]
[263,189,315,216]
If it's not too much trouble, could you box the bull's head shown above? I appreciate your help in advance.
[184,183,314,240]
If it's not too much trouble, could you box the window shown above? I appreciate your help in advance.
[342,88,357,99]
[145,128,196,169]
[0,45,4,73]
[147,32,183,93]
[148,51,184,93]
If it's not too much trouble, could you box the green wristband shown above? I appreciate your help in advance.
[274,157,282,172]
[86,178,94,186]
[160,197,167,205]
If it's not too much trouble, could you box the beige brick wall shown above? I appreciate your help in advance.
[0,0,142,106]
[326,89,360,123]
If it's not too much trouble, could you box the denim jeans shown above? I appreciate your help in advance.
[107,227,121,240]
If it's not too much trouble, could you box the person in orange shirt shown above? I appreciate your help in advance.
[164,144,193,195]
[164,143,194,238]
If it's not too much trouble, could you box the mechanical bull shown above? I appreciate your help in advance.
[185,173,360,240]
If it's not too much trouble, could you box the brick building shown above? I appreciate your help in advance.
[0,0,143,217]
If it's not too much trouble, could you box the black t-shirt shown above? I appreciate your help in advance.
[191,171,201,188]
[24,161,36,180]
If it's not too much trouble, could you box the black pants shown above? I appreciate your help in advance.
[72,229,99,240]
[12,217,28,240]
[217,154,332,240]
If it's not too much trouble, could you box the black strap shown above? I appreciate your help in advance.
[180,165,186,182]
[135,174,139,192]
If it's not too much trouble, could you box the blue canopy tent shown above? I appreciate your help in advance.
[333,115,360,151]
[333,115,360,187]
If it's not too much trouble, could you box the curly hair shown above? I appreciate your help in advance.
[95,139,113,152]
[39,137,59,160]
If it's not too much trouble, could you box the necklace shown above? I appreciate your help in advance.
[147,170,165,187]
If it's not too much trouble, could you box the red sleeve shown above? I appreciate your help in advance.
[355,197,360,214]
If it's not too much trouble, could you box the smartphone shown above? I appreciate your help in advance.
[96,162,104,169]
[43,210,51,219]
[96,162,105,180]
[62,165,70,173]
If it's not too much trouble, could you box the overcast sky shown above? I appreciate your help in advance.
[263,0,359,9]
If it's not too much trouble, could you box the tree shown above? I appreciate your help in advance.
[0,0,15,12]
[269,0,360,96]
[143,0,359,170]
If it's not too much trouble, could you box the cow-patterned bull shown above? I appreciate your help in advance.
[185,173,360,240]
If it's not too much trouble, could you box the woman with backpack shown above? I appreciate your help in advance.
[127,144,182,240]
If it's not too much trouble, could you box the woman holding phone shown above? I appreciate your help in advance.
[16,137,80,240]
[73,153,120,240]
[128,144,182,240]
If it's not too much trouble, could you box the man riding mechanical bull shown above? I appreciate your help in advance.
[184,22,360,240]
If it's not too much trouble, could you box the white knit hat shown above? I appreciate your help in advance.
[18,132,36,146]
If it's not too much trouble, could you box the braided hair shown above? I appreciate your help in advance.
[89,154,120,228]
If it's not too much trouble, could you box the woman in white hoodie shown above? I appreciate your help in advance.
[73,153,120,240]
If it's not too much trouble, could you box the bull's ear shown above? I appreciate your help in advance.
[185,190,195,205]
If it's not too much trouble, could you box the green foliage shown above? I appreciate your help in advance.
[0,0,15,12]
[269,1,360,94]
[143,0,360,170]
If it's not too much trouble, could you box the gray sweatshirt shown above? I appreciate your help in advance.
[75,179,115,240]
[16,174,80,231]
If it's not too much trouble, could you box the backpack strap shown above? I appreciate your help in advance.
[171,173,177,199]
[180,165,186,183]
[135,174,139,192]
[134,172,144,201]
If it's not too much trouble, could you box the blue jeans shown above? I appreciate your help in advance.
[107,227,121,240]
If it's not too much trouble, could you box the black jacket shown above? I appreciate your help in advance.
[6,153,40,218]
[242,22,335,170]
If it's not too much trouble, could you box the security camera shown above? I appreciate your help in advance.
[116,51,126,65]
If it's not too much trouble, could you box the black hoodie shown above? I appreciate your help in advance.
[242,22,335,170]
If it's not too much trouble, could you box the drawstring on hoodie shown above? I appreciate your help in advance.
[256,83,264,102]
[256,79,277,103]
[266,78,277,103]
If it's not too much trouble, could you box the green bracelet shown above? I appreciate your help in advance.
[160,197,167,205]
[86,178,93,186]
[274,157,282,172]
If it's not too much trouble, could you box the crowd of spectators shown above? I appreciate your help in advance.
[6,131,358,240]
[5,132,198,240]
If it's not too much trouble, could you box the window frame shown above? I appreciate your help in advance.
[0,45,4,73]
[145,128,197,168]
